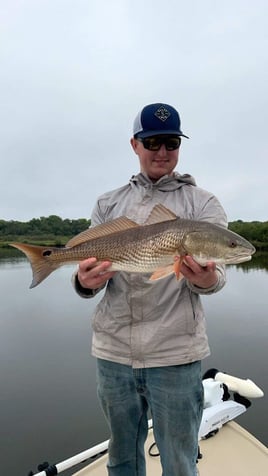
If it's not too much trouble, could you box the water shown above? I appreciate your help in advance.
[0,254,267,476]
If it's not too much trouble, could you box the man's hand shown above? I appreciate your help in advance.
[77,257,116,290]
[179,255,218,289]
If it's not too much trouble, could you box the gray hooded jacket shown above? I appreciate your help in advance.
[73,172,227,368]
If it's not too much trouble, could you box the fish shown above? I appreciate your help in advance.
[10,204,256,288]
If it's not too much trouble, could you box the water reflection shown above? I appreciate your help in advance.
[0,247,24,263]
[0,255,267,476]
[234,252,268,272]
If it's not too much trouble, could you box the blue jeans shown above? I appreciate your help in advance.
[96,359,203,476]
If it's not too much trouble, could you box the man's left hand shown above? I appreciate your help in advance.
[179,255,218,289]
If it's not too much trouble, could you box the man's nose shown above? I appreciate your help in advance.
[157,144,167,156]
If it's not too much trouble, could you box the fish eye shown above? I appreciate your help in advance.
[43,250,52,257]
[229,241,237,248]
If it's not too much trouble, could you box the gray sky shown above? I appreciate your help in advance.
[1,0,267,222]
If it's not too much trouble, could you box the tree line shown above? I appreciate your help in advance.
[0,215,91,245]
[228,220,268,250]
[0,215,268,250]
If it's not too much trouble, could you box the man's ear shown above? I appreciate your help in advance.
[130,137,139,154]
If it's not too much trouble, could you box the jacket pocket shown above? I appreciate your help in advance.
[157,284,199,336]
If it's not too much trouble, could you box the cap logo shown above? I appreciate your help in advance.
[154,106,171,122]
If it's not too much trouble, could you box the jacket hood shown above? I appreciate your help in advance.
[130,172,196,192]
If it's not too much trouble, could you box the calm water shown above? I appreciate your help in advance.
[0,253,267,476]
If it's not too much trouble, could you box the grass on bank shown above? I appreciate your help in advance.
[0,235,70,248]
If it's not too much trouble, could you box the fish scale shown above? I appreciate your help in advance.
[69,222,184,272]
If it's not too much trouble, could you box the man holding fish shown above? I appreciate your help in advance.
[11,103,255,475]
[73,103,247,476]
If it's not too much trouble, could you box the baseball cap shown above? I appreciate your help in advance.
[133,103,189,139]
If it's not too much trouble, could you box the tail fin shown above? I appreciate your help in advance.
[10,242,60,288]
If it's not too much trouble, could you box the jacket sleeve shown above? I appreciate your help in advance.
[186,264,226,295]
[72,270,106,298]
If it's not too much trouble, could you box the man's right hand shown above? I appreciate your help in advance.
[77,257,116,290]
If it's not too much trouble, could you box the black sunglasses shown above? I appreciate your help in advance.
[136,135,181,151]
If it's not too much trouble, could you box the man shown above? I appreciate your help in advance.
[73,103,227,476]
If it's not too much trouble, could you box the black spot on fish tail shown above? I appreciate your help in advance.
[43,250,52,257]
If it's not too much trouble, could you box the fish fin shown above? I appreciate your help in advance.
[66,217,139,247]
[149,264,176,281]
[149,255,185,281]
[9,243,59,288]
[173,257,184,280]
[145,204,177,225]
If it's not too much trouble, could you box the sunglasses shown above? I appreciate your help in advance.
[136,135,181,151]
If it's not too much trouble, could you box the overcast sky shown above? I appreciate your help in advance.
[0,0,267,223]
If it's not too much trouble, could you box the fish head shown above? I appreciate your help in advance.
[182,224,256,265]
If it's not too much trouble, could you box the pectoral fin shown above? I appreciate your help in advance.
[149,264,175,281]
[174,256,184,280]
[149,260,184,281]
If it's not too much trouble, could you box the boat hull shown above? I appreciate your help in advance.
[73,421,268,476]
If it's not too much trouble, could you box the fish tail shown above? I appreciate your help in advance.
[10,242,60,288]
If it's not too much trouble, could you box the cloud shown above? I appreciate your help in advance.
[0,0,267,221]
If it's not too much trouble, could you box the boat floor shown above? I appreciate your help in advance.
[73,421,268,476]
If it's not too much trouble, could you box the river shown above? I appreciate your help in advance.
[0,252,267,476]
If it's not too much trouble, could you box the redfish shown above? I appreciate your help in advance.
[10,204,255,288]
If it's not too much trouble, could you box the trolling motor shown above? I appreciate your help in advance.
[198,368,264,439]
[149,367,264,460]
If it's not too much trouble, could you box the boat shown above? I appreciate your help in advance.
[30,369,268,476]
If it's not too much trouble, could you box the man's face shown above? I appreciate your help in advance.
[130,135,180,182]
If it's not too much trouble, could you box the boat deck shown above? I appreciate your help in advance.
[74,421,268,476]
